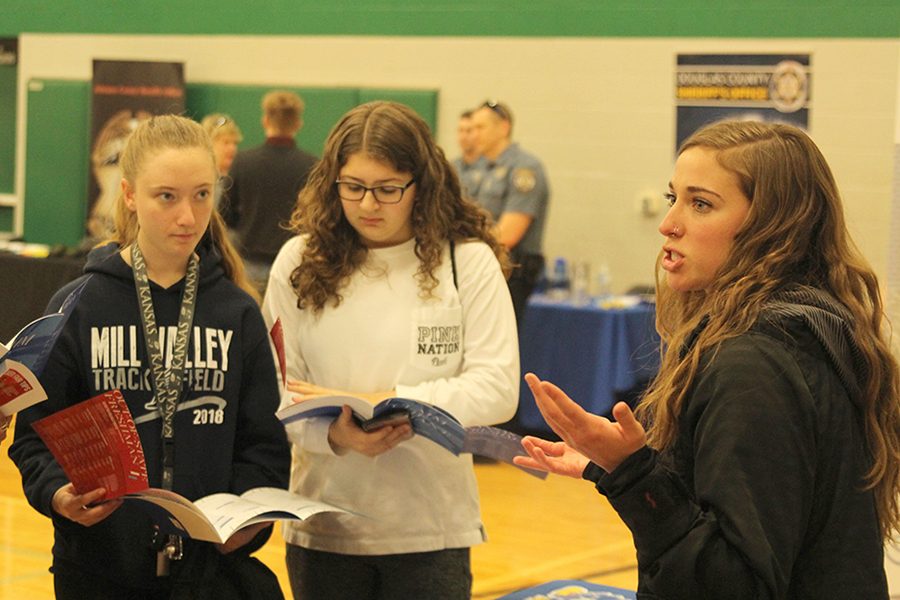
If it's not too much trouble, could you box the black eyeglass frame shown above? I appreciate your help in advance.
[334,179,416,205]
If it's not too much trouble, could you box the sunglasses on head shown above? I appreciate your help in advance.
[482,100,510,121]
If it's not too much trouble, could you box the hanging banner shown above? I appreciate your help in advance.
[675,54,811,152]
[88,60,184,241]
[0,38,17,66]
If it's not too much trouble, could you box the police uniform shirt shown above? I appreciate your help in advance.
[451,155,487,200]
[473,143,550,256]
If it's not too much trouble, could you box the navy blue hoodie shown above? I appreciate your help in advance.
[10,239,290,589]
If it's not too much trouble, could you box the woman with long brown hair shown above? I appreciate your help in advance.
[262,101,518,599]
[516,120,900,598]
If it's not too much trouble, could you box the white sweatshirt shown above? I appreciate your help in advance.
[262,236,519,555]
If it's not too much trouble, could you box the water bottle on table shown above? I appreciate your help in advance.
[547,257,570,301]
[596,262,612,300]
[571,261,591,305]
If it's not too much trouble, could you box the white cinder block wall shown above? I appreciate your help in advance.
[16,35,899,295]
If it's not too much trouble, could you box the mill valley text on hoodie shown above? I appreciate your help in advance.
[90,324,234,395]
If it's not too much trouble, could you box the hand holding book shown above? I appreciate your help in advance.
[281,376,413,458]
[277,394,547,479]
[269,322,544,477]
[327,404,414,458]
[51,482,123,528]
[34,389,351,543]
[279,394,466,453]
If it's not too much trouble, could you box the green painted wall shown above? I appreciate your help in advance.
[0,207,12,231]
[3,1,898,38]
[23,80,91,246]
[23,80,438,246]
[0,64,15,194]
[3,1,896,239]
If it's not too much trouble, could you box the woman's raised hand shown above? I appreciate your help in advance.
[513,436,590,478]
[523,372,646,474]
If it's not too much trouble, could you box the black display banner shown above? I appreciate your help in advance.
[0,39,17,66]
[87,60,184,241]
[675,54,811,152]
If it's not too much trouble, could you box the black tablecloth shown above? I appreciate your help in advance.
[0,253,86,342]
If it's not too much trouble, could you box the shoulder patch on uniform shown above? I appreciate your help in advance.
[512,168,537,193]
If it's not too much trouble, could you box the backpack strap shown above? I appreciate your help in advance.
[450,240,459,290]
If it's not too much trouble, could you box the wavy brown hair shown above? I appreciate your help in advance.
[635,120,900,539]
[108,114,260,303]
[288,101,509,312]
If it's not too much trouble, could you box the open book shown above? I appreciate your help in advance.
[0,276,89,416]
[122,486,351,544]
[277,394,546,479]
[279,394,467,454]
[33,388,350,543]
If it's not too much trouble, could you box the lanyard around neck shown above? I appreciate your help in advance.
[131,243,199,490]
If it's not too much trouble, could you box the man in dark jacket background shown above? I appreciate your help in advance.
[224,90,317,293]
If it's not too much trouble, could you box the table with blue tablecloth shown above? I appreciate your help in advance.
[516,295,660,432]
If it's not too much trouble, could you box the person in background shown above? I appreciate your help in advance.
[450,109,484,198]
[262,101,518,599]
[11,114,290,599]
[470,100,549,331]
[224,90,318,293]
[201,112,243,210]
[515,120,900,598]
[201,113,243,177]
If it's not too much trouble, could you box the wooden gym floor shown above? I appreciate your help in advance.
[0,417,637,599]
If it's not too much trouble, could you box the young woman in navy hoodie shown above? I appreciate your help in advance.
[10,115,290,599]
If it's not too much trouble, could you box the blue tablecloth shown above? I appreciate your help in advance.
[517,295,660,431]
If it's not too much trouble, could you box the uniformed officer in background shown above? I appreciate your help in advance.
[470,100,550,330]
[451,109,485,199]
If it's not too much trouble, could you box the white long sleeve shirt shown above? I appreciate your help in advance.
[262,236,519,555]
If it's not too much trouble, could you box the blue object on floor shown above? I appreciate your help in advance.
[496,579,636,599]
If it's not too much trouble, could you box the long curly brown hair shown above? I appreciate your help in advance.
[287,101,509,312]
[635,119,900,540]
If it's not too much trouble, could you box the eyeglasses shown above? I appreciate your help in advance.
[482,100,510,121]
[334,179,415,205]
